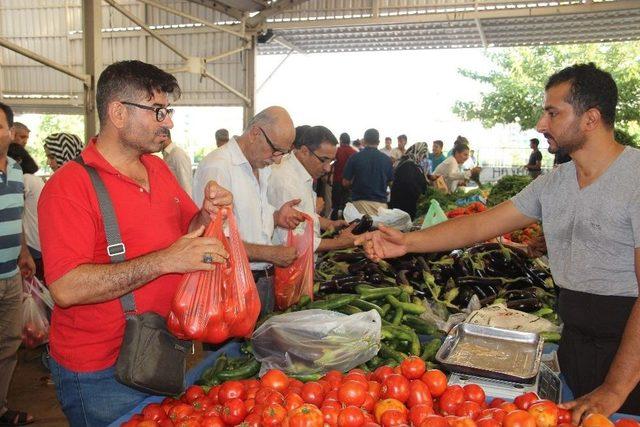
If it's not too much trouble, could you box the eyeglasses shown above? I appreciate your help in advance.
[309,149,336,166]
[258,127,290,156]
[121,101,174,122]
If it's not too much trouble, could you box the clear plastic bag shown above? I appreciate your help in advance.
[421,199,448,229]
[22,292,49,349]
[343,203,413,231]
[23,276,54,310]
[252,309,382,376]
[167,208,261,343]
[274,214,315,310]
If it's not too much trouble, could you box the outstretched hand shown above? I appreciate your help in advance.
[354,224,408,261]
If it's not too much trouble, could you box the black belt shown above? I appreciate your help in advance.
[252,266,275,281]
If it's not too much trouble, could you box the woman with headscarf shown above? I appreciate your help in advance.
[43,132,84,172]
[389,142,429,219]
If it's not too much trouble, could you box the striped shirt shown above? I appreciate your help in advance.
[0,157,24,279]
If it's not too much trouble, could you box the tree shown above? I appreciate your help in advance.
[453,42,640,146]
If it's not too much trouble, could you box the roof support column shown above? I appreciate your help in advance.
[243,35,257,128]
[83,0,102,142]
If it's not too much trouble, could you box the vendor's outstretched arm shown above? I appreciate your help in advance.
[561,249,640,423]
[356,201,536,260]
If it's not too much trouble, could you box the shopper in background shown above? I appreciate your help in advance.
[358,63,640,419]
[342,128,393,216]
[380,137,393,157]
[215,128,229,147]
[390,134,407,165]
[161,130,192,195]
[389,142,428,219]
[8,143,45,282]
[429,139,446,171]
[330,132,357,220]
[433,144,482,192]
[0,102,36,427]
[43,133,84,172]
[524,137,543,178]
[10,122,30,147]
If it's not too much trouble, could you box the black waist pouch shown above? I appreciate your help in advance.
[115,312,192,396]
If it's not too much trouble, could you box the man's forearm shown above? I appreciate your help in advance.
[244,242,275,263]
[404,201,535,254]
[602,298,640,398]
[318,237,353,252]
[49,251,166,308]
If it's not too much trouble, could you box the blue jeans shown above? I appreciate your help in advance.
[48,355,151,427]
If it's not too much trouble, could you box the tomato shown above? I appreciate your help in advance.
[480,408,506,423]
[373,366,395,383]
[582,414,614,427]
[200,415,225,427]
[476,417,501,427]
[284,393,305,412]
[285,403,324,427]
[161,397,179,415]
[323,400,343,411]
[288,379,304,390]
[615,420,640,427]
[420,415,450,427]
[527,400,558,427]
[338,406,366,427]
[243,379,261,389]
[500,402,519,413]
[168,404,195,422]
[263,390,285,406]
[339,380,368,407]
[256,388,277,404]
[203,404,222,418]
[439,386,465,415]
[463,385,486,405]
[382,374,411,403]
[410,404,436,426]
[456,401,483,420]
[301,381,325,406]
[451,417,478,427]
[157,419,174,427]
[242,413,262,427]
[143,403,167,421]
[191,396,211,412]
[184,385,205,404]
[374,398,408,423]
[207,386,221,403]
[217,380,245,403]
[401,356,427,379]
[318,379,333,394]
[558,423,578,427]
[322,405,340,426]
[503,410,536,427]
[137,421,160,427]
[368,381,382,401]
[344,372,369,388]
[261,369,290,392]
[421,370,448,397]
[361,393,376,412]
[221,398,247,425]
[261,403,287,426]
[380,410,409,427]
[558,408,572,424]
[407,379,433,408]
[489,398,505,409]
[514,392,539,411]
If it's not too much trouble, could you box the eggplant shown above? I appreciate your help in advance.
[471,285,488,300]
[347,258,369,274]
[503,288,537,301]
[396,270,411,287]
[506,298,543,312]
[454,276,504,288]
[331,252,366,262]
[352,215,373,235]
[454,285,476,307]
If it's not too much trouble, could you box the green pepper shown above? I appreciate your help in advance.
[420,338,442,362]
[380,303,392,317]
[337,305,363,315]
[379,343,407,363]
[386,295,426,315]
[289,372,323,382]
[308,294,358,310]
[199,353,227,385]
[351,299,384,315]
[356,285,402,301]
[402,315,441,336]
[392,307,404,325]
[217,357,261,381]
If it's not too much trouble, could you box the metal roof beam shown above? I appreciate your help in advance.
[265,0,640,30]
[247,0,312,28]
[184,0,245,22]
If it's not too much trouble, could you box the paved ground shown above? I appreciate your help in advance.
[8,344,206,426]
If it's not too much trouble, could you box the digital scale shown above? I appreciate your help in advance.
[436,323,562,403]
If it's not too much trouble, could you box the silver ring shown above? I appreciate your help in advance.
[203,252,214,264]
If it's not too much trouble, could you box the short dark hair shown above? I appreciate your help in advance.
[293,125,311,149]
[385,137,392,141]
[545,63,617,128]
[96,60,181,126]
[398,134,407,142]
[453,144,470,155]
[299,126,338,151]
[433,140,444,148]
[363,128,379,145]
[530,138,540,146]
[8,143,39,174]
[353,140,362,147]
[454,135,469,146]
[339,132,350,145]
[0,102,14,128]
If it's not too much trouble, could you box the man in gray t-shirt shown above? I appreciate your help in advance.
[357,63,640,420]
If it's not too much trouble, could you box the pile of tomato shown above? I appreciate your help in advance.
[446,202,487,219]
[121,357,639,427]
[502,223,542,245]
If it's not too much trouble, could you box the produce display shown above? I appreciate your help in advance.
[121,363,639,427]
[486,176,531,207]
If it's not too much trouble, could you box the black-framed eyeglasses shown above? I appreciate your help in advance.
[309,149,336,166]
[258,127,290,156]
[121,101,174,122]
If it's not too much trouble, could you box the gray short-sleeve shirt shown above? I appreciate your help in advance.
[511,146,640,297]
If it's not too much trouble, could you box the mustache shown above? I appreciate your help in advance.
[156,128,170,137]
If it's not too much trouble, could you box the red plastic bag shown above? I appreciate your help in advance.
[274,214,315,310]
[22,292,49,349]
[167,208,261,343]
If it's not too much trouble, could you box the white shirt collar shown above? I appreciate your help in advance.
[227,137,251,167]
[290,152,313,183]
[163,141,176,155]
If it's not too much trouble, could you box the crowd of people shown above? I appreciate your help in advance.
[0,59,637,426]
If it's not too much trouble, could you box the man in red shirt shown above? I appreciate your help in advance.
[330,132,357,219]
[38,60,232,426]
